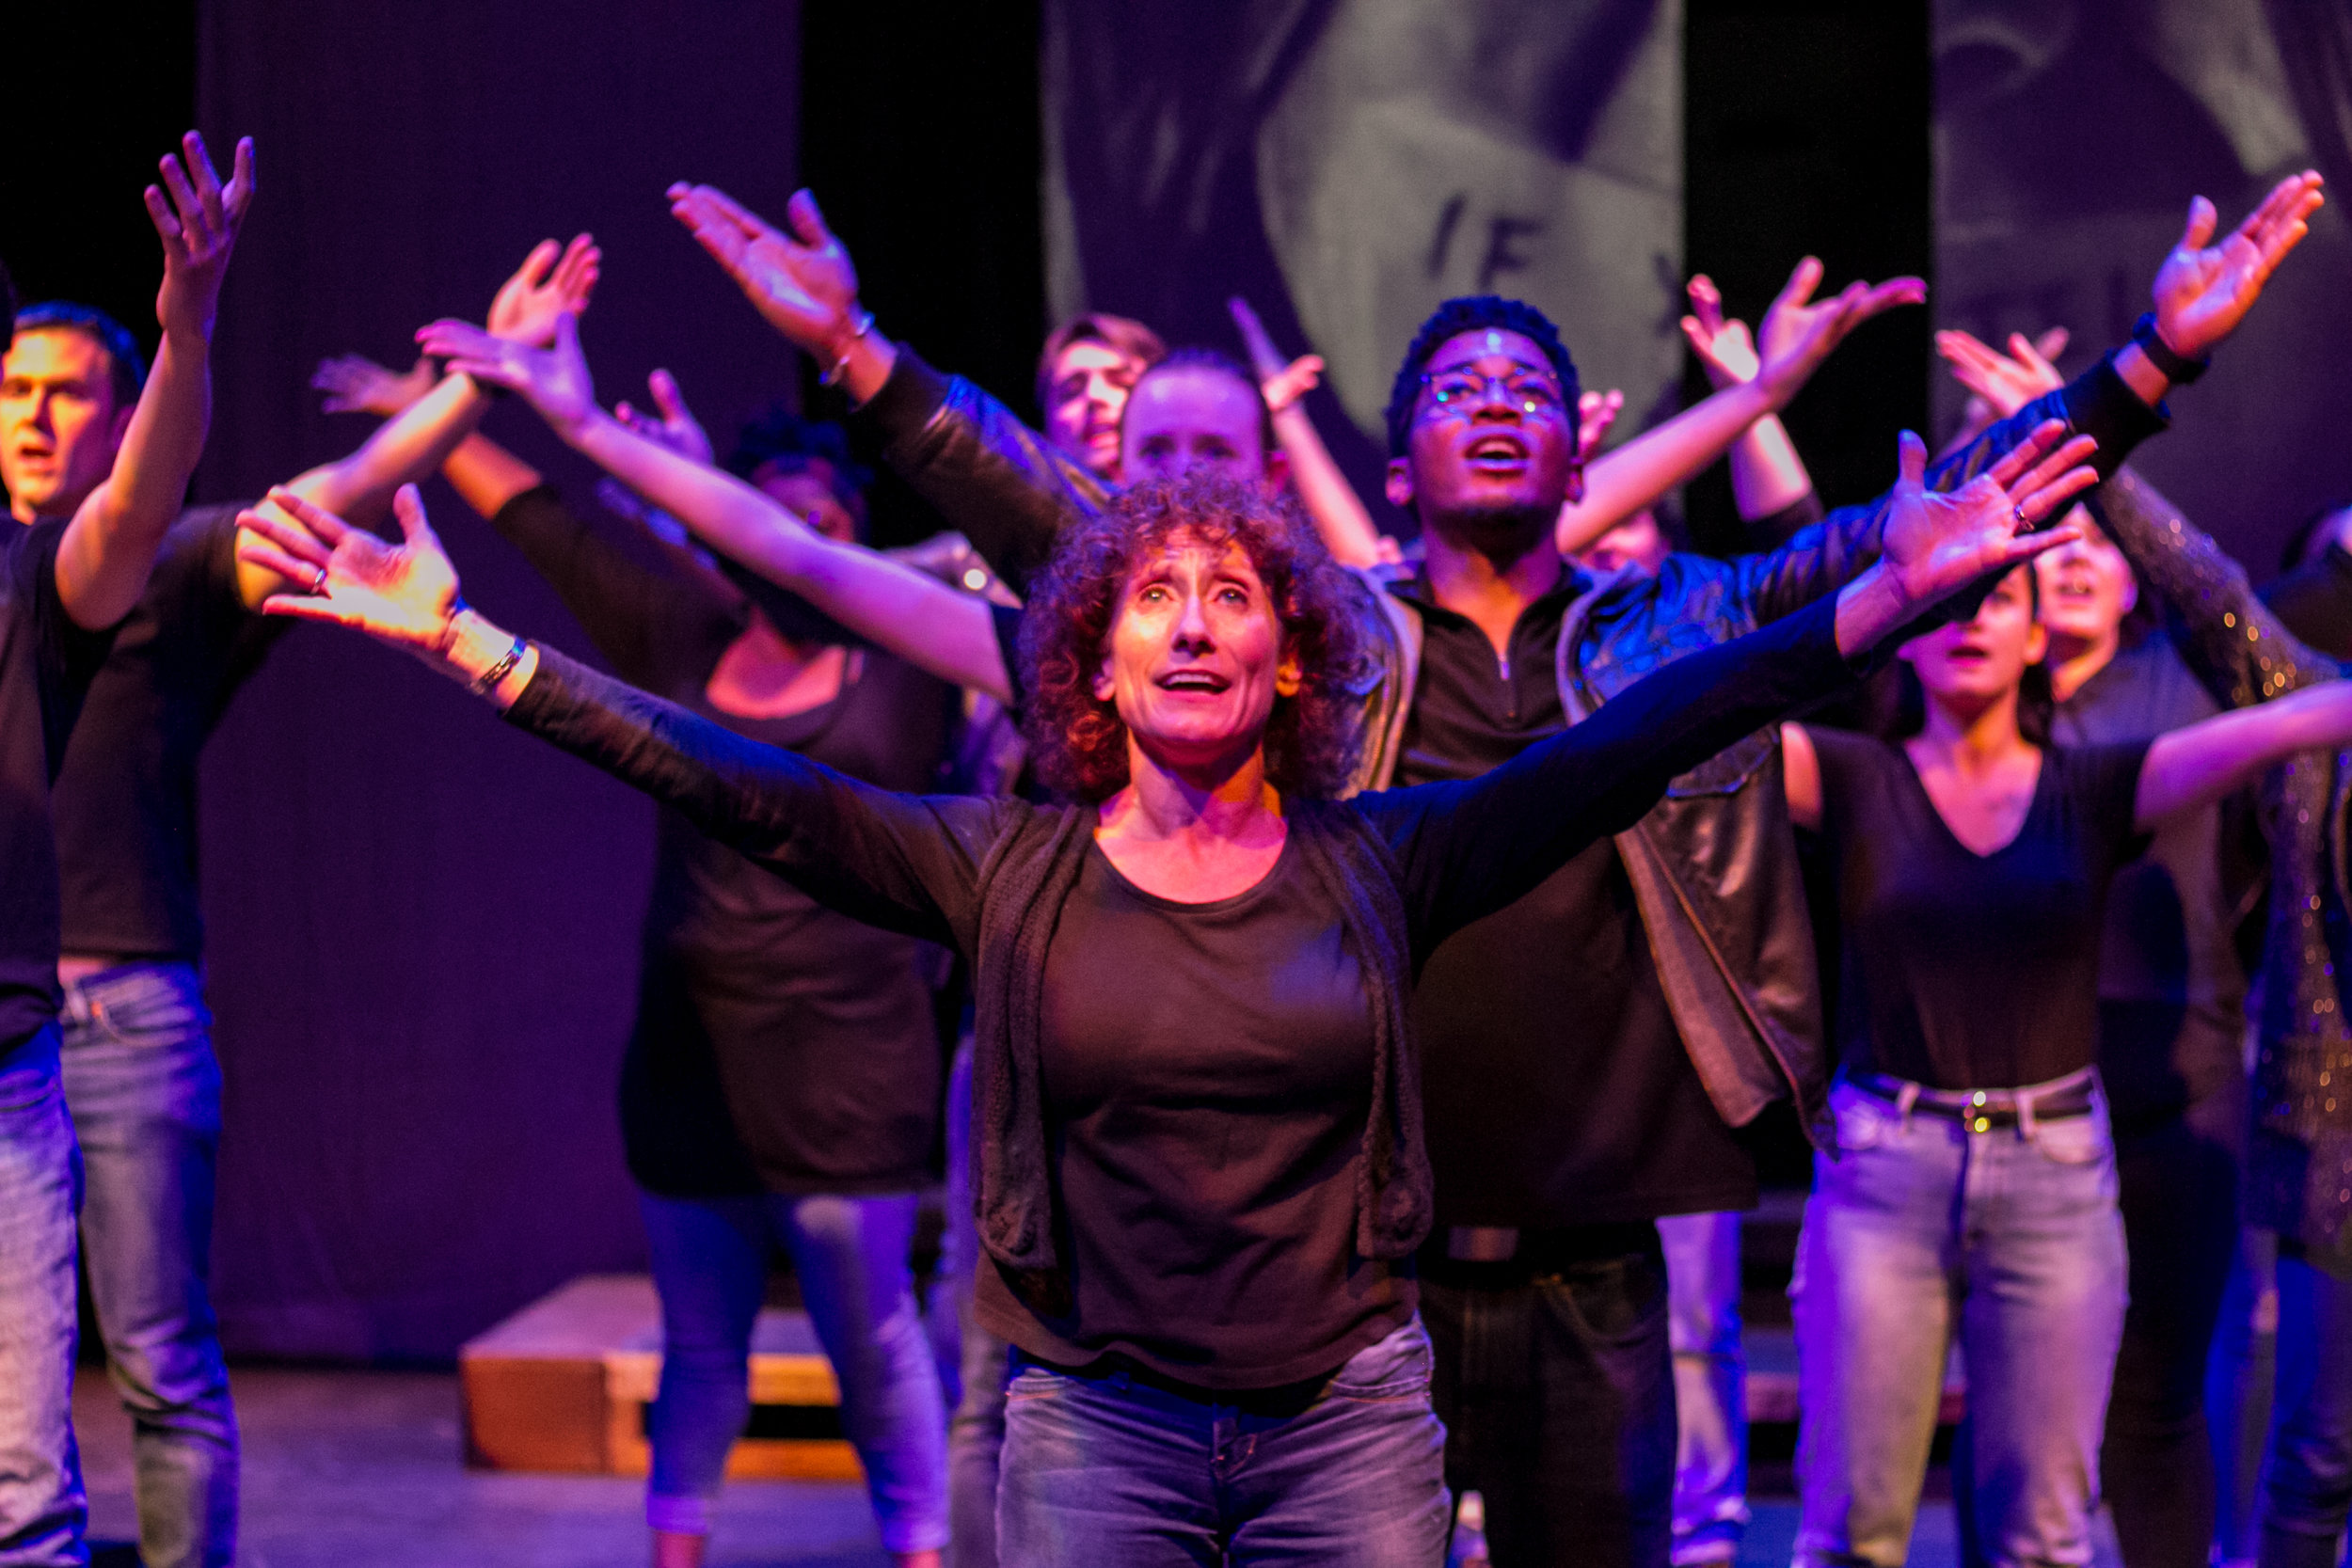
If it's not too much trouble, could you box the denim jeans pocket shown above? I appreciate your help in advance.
[0,1027,63,1112]
[2029,1110,2111,1166]
[1326,1318,1435,1402]
[1829,1081,1898,1152]
[79,967,211,1049]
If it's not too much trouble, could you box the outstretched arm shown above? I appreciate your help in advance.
[1550,258,1923,559]
[1730,170,2326,630]
[1677,273,1819,520]
[1229,297,1389,568]
[414,315,1012,702]
[1376,421,2098,944]
[258,234,603,608]
[667,182,897,402]
[56,132,255,629]
[2138,684,2352,827]
[232,485,1003,947]
[667,182,1098,594]
[1942,325,2350,680]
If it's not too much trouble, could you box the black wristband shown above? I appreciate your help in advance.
[2132,312,2209,386]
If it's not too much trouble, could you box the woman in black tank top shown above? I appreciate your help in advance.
[1778,562,2352,1565]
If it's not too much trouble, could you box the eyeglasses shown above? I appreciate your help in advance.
[1417,364,1565,418]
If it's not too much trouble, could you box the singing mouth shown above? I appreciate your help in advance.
[1465,434,1527,465]
[1156,669,1232,694]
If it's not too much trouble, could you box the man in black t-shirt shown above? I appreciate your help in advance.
[0,132,255,1568]
[1,230,592,1568]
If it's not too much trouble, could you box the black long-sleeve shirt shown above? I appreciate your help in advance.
[486,486,959,1196]
[503,590,1862,1384]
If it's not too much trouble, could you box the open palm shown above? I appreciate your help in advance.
[668,184,859,353]
[1881,422,2099,605]
[487,233,601,348]
[2153,170,2325,358]
[236,487,460,651]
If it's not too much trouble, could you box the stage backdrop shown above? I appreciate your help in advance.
[193,0,801,1360]
[1043,0,1684,537]
[1933,0,2352,574]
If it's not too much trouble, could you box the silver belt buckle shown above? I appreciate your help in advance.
[1448,1226,1519,1263]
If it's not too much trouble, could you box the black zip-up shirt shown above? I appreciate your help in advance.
[1396,570,1757,1230]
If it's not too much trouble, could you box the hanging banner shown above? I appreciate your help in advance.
[1043,0,1683,529]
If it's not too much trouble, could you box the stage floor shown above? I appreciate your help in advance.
[71,1366,2032,1565]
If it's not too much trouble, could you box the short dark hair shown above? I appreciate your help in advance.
[1035,311,1167,410]
[13,302,147,407]
[1384,296,1579,457]
[1017,471,1370,802]
[2280,499,2352,574]
[723,404,871,517]
[1125,346,1275,456]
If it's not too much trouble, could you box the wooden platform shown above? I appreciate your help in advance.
[460,1275,861,1481]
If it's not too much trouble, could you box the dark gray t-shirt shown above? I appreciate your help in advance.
[54,504,286,960]
[1,520,118,1052]
[993,835,1404,1387]
[1812,729,2152,1089]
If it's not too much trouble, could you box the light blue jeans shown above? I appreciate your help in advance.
[997,1317,1451,1567]
[638,1189,949,1555]
[1791,1077,2129,1568]
[1661,1210,1747,1564]
[0,1025,86,1568]
[58,963,236,1568]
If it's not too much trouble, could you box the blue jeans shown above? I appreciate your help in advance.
[997,1317,1449,1567]
[1792,1077,2128,1568]
[58,963,236,1568]
[1660,1212,1746,1565]
[638,1189,949,1555]
[0,1025,86,1567]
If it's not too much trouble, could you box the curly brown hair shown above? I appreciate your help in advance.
[1017,473,1373,801]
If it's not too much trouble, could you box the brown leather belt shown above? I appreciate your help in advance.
[1851,1066,2098,1132]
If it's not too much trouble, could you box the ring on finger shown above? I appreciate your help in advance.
[2012,503,2029,531]
[309,565,329,596]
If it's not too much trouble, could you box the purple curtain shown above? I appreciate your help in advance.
[192,0,799,1361]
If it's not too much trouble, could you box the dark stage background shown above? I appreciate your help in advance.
[6,0,2347,1361]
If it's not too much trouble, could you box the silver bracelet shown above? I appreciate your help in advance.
[467,634,528,699]
[820,308,877,388]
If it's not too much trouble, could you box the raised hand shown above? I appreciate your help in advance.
[1577,388,1625,462]
[1680,275,1760,389]
[312,352,437,418]
[2153,170,2325,360]
[1751,257,1928,407]
[667,183,860,355]
[147,131,257,341]
[418,310,598,433]
[1259,355,1324,415]
[486,233,601,348]
[1934,326,2067,422]
[613,369,714,466]
[1227,297,1327,413]
[1881,421,2098,607]
[236,484,460,650]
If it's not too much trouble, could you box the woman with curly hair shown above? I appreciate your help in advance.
[235,440,2091,1565]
